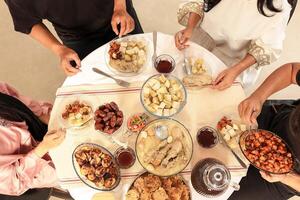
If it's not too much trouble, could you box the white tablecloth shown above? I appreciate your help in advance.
[49,32,247,200]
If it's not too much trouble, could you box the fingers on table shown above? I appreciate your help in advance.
[213,71,225,85]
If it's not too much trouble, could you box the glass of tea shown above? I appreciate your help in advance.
[197,126,219,148]
[114,147,136,169]
[154,54,175,73]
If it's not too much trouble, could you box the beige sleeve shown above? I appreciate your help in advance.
[248,4,291,68]
[177,0,204,27]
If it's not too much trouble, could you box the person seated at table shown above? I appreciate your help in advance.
[0,82,66,196]
[175,0,297,90]
[4,0,143,76]
[229,63,300,200]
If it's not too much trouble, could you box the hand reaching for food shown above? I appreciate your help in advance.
[111,8,135,37]
[174,28,193,50]
[34,128,66,157]
[55,45,81,76]
[238,95,263,125]
[212,67,239,90]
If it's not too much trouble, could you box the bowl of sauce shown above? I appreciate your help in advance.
[114,147,136,169]
[197,126,219,148]
[154,54,175,73]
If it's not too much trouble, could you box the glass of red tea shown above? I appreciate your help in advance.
[197,126,219,148]
[114,147,136,169]
[154,54,175,73]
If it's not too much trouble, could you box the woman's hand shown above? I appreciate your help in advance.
[212,67,239,90]
[34,129,66,157]
[260,171,287,183]
[238,95,264,125]
[54,45,81,76]
[111,8,135,37]
[175,28,193,50]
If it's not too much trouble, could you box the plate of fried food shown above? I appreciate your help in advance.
[94,101,124,135]
[106,35,153,76]
[239,129,294,174]
[61,100,93,129]
[216,116,247,149]
[141,74,187,117]
[136,118,193,177]
[125,172,191,200]
[72,143,121,191]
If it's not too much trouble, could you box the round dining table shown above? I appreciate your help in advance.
[48,32,249,200]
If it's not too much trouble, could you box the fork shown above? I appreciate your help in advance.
[92,68,130,88]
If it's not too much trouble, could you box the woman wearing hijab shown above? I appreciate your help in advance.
[0,83,65,196]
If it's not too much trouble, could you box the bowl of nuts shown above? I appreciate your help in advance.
[239,129,294,174]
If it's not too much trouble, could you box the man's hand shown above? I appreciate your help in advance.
[238,95,264,125]
[54,45,81,76]
[111,8,135,37]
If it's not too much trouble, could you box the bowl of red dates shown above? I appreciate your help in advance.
[94,102,124,135]
[239,129,294,174]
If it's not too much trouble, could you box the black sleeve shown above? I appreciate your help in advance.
[4,0,42,34]
[297,70,300,86]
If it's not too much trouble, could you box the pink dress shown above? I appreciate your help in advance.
[0,82,58,196]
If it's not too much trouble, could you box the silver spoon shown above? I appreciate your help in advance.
[155,125,169,140]
[92,68,130,88]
